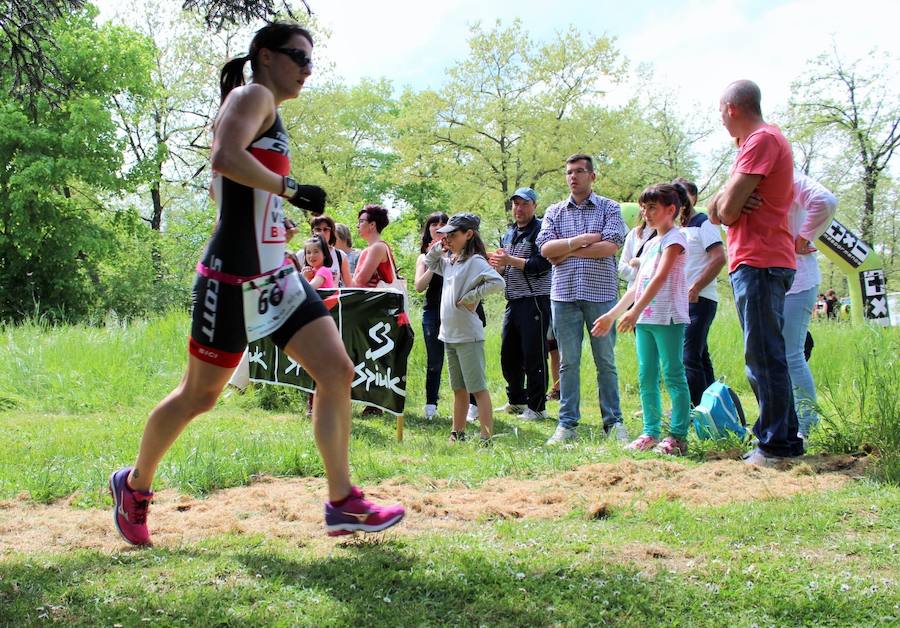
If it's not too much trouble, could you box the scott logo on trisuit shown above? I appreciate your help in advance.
[200,256,223,343]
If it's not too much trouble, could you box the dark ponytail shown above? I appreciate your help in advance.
[672,182,693,227]
[219,22,314,103]
[220,55,252,103]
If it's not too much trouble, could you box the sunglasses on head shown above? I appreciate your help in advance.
[275,47,312,68]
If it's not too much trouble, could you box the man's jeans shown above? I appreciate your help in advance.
[551,299,622,430]
[683,296,718,406]
[730,265,804,457]
[782,286,819,436]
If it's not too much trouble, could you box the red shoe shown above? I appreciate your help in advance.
[325,486,405,537]
[109,467,153,546]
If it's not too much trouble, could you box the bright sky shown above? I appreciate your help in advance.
[94,0,899,135]
[306,0,899,116]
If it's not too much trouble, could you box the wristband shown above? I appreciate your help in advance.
[568,237,574,251]
[281,176,298,199]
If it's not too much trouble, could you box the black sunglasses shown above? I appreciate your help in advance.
[275,47,312,68]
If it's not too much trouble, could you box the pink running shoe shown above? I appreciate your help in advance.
[654,436,688,456]
[109,467,153,546]
[324,486,405,537]
[625,434,659,451]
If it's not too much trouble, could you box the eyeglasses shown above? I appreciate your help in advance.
[275,47,313,68]
[357,218,369,225]
[565,167,592,176]
[313,226,332,232]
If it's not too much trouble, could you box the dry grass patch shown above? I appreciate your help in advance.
[0,456,863,556]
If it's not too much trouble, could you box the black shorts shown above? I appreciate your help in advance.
[188,272,329,368]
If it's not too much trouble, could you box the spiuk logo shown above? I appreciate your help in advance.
[353,321,405,395]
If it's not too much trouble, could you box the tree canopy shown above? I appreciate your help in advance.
[0,7,897,321]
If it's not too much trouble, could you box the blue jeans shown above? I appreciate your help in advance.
[730,265,804,457]
[782,286,819,436]
[683,296,718,406]
[551,299,622,430]
[422,308,444,405]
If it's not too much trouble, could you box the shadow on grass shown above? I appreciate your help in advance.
[0,540,662,626]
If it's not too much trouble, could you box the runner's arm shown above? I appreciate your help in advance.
[210,85,285,196]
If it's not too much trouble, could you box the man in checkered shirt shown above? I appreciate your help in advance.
[536,154,629,445]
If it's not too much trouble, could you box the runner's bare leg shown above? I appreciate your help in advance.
[284,316,354,502]
[129,356,234,492]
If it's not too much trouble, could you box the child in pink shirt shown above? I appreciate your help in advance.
[592,184,691,455]
[301,234,335,289]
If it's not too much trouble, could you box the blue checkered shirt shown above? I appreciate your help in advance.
[536,192,627,302]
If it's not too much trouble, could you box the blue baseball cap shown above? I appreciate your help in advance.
[510,187,537,203]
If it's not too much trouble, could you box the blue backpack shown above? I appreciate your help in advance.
[692,380,747,440]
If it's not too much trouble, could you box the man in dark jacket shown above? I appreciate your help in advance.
[489,188,553,420]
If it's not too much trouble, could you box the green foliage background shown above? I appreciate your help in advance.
[0,5,896,323]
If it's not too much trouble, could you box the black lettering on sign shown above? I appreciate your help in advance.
[859,269,890,322]
[819,219,869,268]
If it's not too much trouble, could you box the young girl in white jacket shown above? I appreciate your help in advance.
[425,213,504,444]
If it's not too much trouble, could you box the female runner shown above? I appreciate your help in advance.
[109,23,404,544]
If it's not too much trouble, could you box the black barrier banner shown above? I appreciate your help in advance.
[247,289,414,415]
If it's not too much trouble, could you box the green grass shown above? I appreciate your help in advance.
[1,482,896,625]
[1,303,897,503]
[1,306,898,625]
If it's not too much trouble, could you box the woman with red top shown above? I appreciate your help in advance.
[352,204,396,287]
[108,22,403,547]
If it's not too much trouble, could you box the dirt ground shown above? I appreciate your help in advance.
[0,454,868,559]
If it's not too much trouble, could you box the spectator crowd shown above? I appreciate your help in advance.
[289,80,840,468]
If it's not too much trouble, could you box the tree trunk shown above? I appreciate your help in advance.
[860,168,876,244]
[150,184,163,231]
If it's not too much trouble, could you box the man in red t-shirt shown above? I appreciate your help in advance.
[709,80,804,466]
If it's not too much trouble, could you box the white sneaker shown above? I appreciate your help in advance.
[608,422,629,444]
[424,404,437,420]
[518,408,550,421]
[743,447,787,468]
[545,425,577,445]
[498,403,526,414]
[466,403,479,424]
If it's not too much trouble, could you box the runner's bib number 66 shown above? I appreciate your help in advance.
[242,262,306,341]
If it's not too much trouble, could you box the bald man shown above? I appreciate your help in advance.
[708,80,804,467]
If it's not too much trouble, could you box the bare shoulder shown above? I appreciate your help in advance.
[216,84,276,131]
[371,241,390,257]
